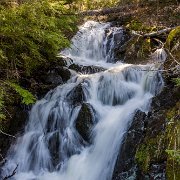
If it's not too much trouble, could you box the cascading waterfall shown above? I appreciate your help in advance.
[1,21,164,180]
[61,21,127,66]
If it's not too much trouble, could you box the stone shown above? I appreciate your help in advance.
[76,103,98,143]
[112,110,146,180]
[46,70,63,86]
[0,106,28,160]
[67,83,87,105]
[69,64,106,74]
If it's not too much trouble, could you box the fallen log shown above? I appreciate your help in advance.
[79,5,136,16]
[132,27,178,38]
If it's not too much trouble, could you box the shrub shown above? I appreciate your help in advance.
[0,0,78,75]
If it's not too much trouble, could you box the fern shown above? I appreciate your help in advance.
[7,82,36,105]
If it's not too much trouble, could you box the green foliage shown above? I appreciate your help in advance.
[0,0,77,75]
[0,86,6,121]
[70,0,119,11]
[165,102,180,180]
[172,78,180,87]
[135,144,150,172]
[7,82,36,105]
[84,0,119,10]
[166,150,180,164]
[126,20,157,33]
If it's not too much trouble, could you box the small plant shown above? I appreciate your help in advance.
[172,78,180,86]
[166,150,180,164]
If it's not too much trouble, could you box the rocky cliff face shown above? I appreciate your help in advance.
[112,71,180,180]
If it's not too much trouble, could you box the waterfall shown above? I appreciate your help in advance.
[1,21,164,180]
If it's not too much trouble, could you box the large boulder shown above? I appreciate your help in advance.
[76,103,98,143]
[67,83,87,106]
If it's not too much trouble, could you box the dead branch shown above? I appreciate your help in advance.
[0,130,16,138]
[3,164,18,180]
[143,27,176,38]
[132,27,177,38]
[165,48,180,66]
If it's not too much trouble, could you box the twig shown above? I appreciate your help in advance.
[165,48,180,66]
[3,164,18,180]
[0,130,16,138]
[3,108,12,119]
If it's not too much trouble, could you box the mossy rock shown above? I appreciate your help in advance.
[166,102,180,120]
[135,133,167,173]
[135,103,180,176]
[122,35,152,64]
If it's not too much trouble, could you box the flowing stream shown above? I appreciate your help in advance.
[1,21,164,180]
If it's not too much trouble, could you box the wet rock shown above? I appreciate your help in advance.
[21,65,72,99]
[56,56,73,67]
[112,110,146,180]
[148,163,166,180]
[46,70,63,85]
[57,67,72,82]
[42,66,72,86]
[48,132,60,168]
[67,83,87,105]
[69,64,106,74]
[0,106,28,160]
[76,103,97,143]
[105,27,131,63]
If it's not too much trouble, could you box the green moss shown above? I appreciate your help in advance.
[135,144,150,172]
[126,19,157,33]
[135,103,179,174]
[123,35,153,64]
[166,102,180,120]
[135,133,167,173]
[166,160,180,180]
[126,20,143,31]
[165,26,180,50]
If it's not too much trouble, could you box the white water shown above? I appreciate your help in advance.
[61,21,125,68]
[1,21,164,180]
